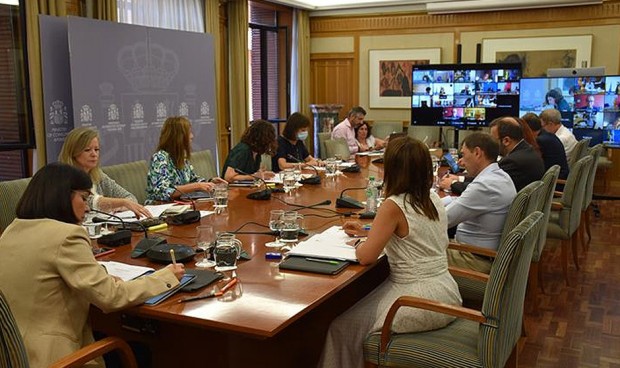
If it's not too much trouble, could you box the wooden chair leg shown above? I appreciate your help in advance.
[561,239,570,286]
[505,343,519,368]
[585,207,592,242]
[579,212,587,253]
[538,258,546,295]
[571,232,580,271]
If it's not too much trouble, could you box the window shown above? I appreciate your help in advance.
[117,0,204,32]
[0,1,33,180]
[249,2,291,123]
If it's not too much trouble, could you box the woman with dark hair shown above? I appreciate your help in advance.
[59,127,151,218]
[0,163,184,367]
[318,136,462,368]
[146,116,224,203]
[272,112,321,172]
[354,121,386,152]
[222,119,278,181]
[545,88,570,111]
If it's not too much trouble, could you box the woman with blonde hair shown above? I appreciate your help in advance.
[59,127,151,218]
[146,116,223,203]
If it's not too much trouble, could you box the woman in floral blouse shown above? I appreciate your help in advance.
[146,116,223,203]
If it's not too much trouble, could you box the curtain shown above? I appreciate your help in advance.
[204,0,221,141]
[117,0,204,32]
[227,0,249,145]
[25,0,67,168]
[94,0,117,21]
[291,8,310,118]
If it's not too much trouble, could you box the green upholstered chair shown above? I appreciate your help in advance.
[260,154,272,171]
[191,149,218,180]
[449,180,544,304]
[568,137,590,170]
[371,121,403,140]
[529,165,561,294]
[324,138,351,161]
[0,177,30,233]
[578,144,602,249]
[546,155,592,285]
[317,132,332,160]
[364,212,543,368]
[0,290,138,368]
[101,160,149,205]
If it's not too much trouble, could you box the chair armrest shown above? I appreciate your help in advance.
[551,201,563,211]
[448,241,497,258]
[449,266,490,282]
[379,296,485,353]
[49,337,137,368]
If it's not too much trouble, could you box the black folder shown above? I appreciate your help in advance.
[279,256,350,275]
[181,269,224,292]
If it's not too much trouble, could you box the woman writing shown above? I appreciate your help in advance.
[0,163,184,367]
[318,136,462,368]
[146,116,223,203]
[354,121,386,152]
[222,119,278,182]
[59,127,152,218]
[272,112,321,172]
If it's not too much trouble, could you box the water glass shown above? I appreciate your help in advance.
[195,225,216,268]
[431,156,440,187]
[214,232,242,272]
[269,209,285,232]
[213,184,229,212]
[325,158,337,177]
[293,163,302,182]
[279,211,301,243]
[282,169,297,194]
[83,222,102,238]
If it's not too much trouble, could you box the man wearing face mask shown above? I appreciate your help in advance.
[272,112,322,172]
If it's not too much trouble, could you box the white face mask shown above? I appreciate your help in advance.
[297,131,308,141]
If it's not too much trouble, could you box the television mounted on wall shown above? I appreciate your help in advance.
[410,63,522,128]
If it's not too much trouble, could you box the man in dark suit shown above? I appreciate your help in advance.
[522,112,569,180]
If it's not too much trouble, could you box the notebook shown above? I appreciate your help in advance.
[279,256,350,275]
[180,191,212,200]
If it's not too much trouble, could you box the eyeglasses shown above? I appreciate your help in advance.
[73,190,92,202]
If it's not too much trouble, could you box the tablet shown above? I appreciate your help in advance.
[144,273,196,306]
[443,152,461,174]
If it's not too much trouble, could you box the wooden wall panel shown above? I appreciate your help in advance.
[310,55,355,121]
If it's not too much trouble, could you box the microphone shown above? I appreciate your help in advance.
[335,187,366,209]
[286,154,321,185]
[88,209,132,247]
[234,168,272,200]
[174,186,197,211]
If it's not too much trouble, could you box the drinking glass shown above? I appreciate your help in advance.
[293,163,302,182]
[325,158,337,178]
[431,156,440,188]
[282,169,297,194]
[195,225,216,268]
[279,211,300,243]
[269,210,285,232]
[213,184,229,213]
[214,232,242,272]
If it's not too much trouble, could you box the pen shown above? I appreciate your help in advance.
[178,278,238,303]
[305,257,339,265]
[170,249,177,266]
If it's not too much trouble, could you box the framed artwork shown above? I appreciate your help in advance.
[482,35,592,77]
[369,48,441,108]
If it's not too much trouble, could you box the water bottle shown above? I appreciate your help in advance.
[365,176,378,213]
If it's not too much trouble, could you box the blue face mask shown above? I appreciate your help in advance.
[297,131,308,141]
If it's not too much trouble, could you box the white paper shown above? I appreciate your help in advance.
[109,204,182,220]
[99,261,154,281]
[287,226,358,262]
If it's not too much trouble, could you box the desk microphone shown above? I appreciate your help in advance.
[88,209,132,247]
[335,187,366,209]
[286,154,321,184]
[174,186,197,211]
[234,168,272,200]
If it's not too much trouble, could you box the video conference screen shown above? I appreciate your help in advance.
[410,63,521,128]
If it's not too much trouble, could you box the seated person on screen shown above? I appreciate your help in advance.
[146,116,224,203]
[522,112,569,180]
[354,122,386,152]
[59,127,152,218]
[540,108,578,161]
[331,106,366,154]
[544,88,571,112]
[222,119,277,182]
[442,133,516,273]
[318,137,461,368]
[0,163,184,367]
[272,112,321,172]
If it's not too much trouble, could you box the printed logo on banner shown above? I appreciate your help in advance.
[133,102,144,121]
[156,102,167,120]
[80,105,93,125]
[117,42,179,92]
[49,100,69,126]
[179,102,189,116]
[200,101,210,117]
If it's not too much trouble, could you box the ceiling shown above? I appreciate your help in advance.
[269,0,603,16]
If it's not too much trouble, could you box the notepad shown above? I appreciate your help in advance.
[99,261,154,281]
[287,226,358,262]
[280,256,350,275]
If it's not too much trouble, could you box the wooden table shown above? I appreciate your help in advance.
[90,160,389,367]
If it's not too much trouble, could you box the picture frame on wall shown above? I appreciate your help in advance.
[482,35,592,77]
[369,48,441,108]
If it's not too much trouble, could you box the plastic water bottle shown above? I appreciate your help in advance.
[365,176,378,213]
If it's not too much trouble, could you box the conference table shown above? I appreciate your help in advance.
[90,156,390,368]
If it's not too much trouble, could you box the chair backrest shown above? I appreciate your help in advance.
[559,155,592,235]
[260,154,272,171]
[324,138,351,160]
[479,211,543,368]
[101,160,149,205]
[0,178,31,233]
[0,291,30,367]
[568,138,590,169]
[531,165,561,262]
[581,144,602,211]
[317,132,332,160]
[191,149,217,180]
[371,121,403,140]
[498,180,544,246]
